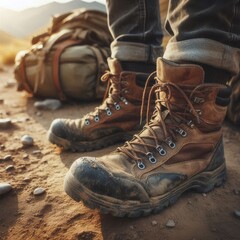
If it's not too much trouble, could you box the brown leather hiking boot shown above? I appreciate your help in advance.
[48,58,153,151]
[64,58,231,217]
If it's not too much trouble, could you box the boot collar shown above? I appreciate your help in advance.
[157,58,205,86]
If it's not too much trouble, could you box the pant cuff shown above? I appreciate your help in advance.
[163,38,240,75]
[111,41,163,63]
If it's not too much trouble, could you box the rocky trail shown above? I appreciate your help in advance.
[0,67,240,240]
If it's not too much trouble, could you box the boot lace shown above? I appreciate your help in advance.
[84,71,129,125]
[118,74,201,166]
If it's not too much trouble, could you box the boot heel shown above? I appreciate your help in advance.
[193,164,227,193]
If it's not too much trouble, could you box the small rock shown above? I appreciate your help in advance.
[233,189,240,195]
[202,193,207,197]
[14,117,30,123]
[34,99,62,111]
[32,150,41,155]
[21,135,34,147]
[35,111,42,116]
[4,80,15,88]
[5,165,15,171]
[166,219,176,228]
[33,187,46,196]
[23,177,31,182]
[0,99,4,104]
[0,144,5,150]
[130,225,134,230]
[4,155,12,161]
[0,183,12,195]
[234,210,240,219]
[152,220,158,226]
[23,154,29,160]
[77,231,96,240]
[0,118,12,129]
[188,200,192,205]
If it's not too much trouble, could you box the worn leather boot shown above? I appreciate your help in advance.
[48,58,152,151]
[64,58,230,217]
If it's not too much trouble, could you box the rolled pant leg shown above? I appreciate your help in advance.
[106,0,164,63]
[163,0,240,75]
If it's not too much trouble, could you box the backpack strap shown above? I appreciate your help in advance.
[33,29,74,94]
[18,53,33,94]
[52,39,83,100]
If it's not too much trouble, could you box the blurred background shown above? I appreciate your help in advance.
[0,0,168,67]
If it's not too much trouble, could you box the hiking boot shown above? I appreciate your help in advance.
[64,58,231,217]
[48,58,153,151]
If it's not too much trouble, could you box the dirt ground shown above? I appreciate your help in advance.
[0,66,240,240]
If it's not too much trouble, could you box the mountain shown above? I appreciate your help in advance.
[0,0,106,38]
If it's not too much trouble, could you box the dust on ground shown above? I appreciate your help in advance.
[0,67,240,240]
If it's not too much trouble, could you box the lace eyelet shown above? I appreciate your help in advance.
[84,119,90,125]
[137,161,145,170]
[196,109,202,116]
[187,120,194,128]
[120,97,128,105]
[105,107,112,116]
[146,152,157,164]
[156,145,167,156]
[94,115,100,122]
[166,139,176,149]
[114,102,121,111]
[176,128,187,137]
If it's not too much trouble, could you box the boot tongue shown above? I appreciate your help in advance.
[108,58,123,75]
[157,58,204,86]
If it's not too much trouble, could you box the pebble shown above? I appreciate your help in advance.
[23,177,31,182]
[130,225,134,230]
[0,118,12,129]
[152,220,158,226]
[4,155,12,161]
[166,219,176,228]
[34,99,62,111]
[32,150,41,155]
[33,187,46,196]
[0,99,4,104]
[0,183,12,195]
[4,80,15,88]
[202,193,207,197]
[5,165,15,171]
[23,154,29,160]
[35,111,42,116]
[234,210,240,219]
[21,135,34,147]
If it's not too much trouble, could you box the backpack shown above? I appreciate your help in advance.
[14,8,112,101]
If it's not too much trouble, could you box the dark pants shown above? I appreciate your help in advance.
[106,0,240,75]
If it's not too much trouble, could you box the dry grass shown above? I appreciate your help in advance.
[0,32,30,65]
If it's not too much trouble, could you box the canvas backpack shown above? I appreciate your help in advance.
[14,8,112,101]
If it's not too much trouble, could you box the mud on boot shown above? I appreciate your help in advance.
[48,58,153,152]
[64,58,230,217]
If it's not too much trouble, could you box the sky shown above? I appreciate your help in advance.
[0,0,105,11]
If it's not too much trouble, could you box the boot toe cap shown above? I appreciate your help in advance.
[67,157,149,202]
[49,119,72,139]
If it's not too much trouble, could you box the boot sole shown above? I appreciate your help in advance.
[48,130,137,152]
[64,163,227,217]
